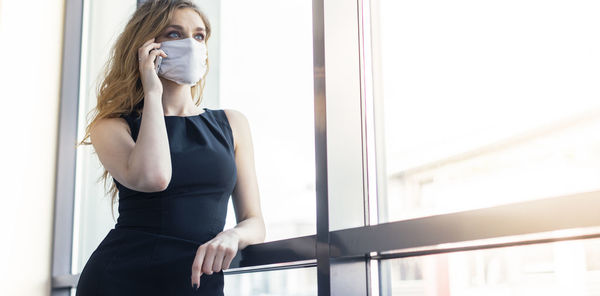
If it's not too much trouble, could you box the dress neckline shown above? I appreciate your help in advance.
[163,107,210,118]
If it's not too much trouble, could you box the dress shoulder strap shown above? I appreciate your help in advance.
[212,109,235,151]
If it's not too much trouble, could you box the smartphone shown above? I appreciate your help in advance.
[155,56,163,73]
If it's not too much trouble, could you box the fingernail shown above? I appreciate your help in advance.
[193,283,198,290]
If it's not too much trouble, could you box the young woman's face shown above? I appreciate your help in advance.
[156,8,206,44]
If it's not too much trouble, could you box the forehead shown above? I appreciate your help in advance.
[168,7,205,29]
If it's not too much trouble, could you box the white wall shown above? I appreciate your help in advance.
[0,0,65,295]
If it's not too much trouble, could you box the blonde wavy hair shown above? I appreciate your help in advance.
[76,0,212,220]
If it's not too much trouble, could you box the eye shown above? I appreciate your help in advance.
[194,33,205,41]
[167,31,180,38]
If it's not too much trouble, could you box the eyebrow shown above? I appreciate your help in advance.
[164,24,205,32]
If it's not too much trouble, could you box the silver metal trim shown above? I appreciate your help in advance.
[373,232,600,261]
[51,0,84,294]
[358,0,375,294]
[224,259,317,275]
[52,274,80,290]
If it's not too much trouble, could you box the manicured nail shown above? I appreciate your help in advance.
[193,283,198,290]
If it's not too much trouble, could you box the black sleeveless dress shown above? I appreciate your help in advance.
[76,107,237,295]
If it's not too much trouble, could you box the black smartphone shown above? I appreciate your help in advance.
[155,56,163,73]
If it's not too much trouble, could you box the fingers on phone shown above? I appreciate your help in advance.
[149,49,165,59]
[145,42,161,54]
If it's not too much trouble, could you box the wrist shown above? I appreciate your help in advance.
[229,228,241,238]
[143,89,162,99]
[229,228,243,247]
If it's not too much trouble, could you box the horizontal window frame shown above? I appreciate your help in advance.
[330,189,600,259]
[53,189,600,289]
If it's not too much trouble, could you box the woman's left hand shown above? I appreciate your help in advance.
[190,229,240,289]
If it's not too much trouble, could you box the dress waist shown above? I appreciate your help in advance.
[115,192,229,243]
[112,226,206,246]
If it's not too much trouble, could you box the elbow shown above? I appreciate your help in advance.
[137,171,171,192]
[151,173,171,191]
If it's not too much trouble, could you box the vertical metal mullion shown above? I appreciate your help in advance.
[357,0,373,292]
[367,0,389,292]
[319,0,372,293]
[312,0,330,295]
[51,0,84,295]
[367,0,388,292]
[358,0,380,294]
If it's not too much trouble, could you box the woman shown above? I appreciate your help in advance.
[75,0,266,294]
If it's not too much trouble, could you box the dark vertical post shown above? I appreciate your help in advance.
[312,0,330,295]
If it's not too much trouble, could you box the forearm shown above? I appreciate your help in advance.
[128,92,172,188]
[229,216,266,250]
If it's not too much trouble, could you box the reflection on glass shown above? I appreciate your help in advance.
[224,267,317,296]
[373,0,600,222]
[380,237,600,295]
[219,0,315,241]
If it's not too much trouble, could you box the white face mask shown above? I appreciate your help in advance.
[156,37,208,85]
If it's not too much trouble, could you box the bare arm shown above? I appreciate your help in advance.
[190,109,266,286]
[126,93,172,189]
[89,38,172,192]
[89,93,171,192]
[224,109,266,249]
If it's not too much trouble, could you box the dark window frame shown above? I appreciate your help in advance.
[51,0,600,295]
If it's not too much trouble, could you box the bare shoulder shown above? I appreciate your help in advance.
[222,109,251,152]
[222,108,248,124]
[89,116,133,158]
[88,116,140,190]
[90,117,130,137]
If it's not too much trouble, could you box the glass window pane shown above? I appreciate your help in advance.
[372,0,600,222]
[224,267,317,296]
[219,0,316,241]
[379,237,600,295]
